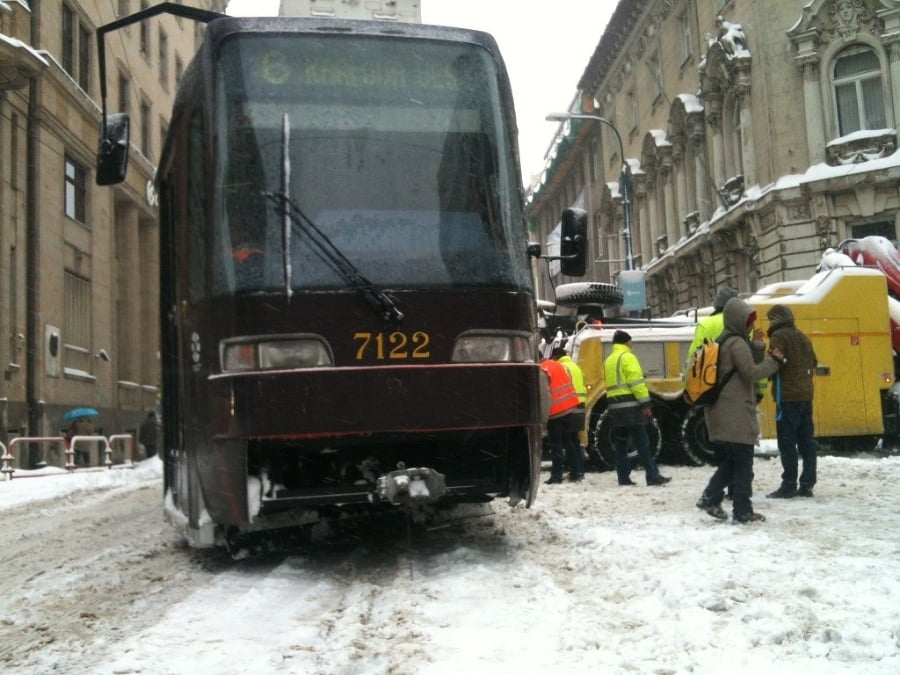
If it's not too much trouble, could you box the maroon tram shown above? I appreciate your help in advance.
[96,4,586,547]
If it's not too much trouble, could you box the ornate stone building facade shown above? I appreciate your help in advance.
[0,0,224,448]
[526,0,900,317]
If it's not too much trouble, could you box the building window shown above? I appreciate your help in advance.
[62,5,75,74]
[679,13,692,65]
[64,157,87,224]
[851,220,895,241]
[118,73,130,114]
[141,99,151,156]
[160,118,169,155]
[140,1,150,56]
[627,88,638,134]
[833,45,886,136]
[648,52,663,104]
[78,23,91,91]
[63,5,92,92]
[64,271,93,376]
[159,28,169,87]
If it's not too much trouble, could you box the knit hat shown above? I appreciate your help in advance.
[613,330,632,344]
[713,287,739,312]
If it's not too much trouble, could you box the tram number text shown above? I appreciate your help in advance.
[354,331,431,361]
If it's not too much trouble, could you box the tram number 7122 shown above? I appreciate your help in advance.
[354,331,431,361]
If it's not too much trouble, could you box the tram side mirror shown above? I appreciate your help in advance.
[560,207,587,277]
[96,113,130,186]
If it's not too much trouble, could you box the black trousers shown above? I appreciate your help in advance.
[702,441,754,519]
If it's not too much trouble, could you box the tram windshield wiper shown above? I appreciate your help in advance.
[264,112,402,323]
[263,191,405,323]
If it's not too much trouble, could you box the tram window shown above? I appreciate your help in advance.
[188,111,208,302]
[209,34,530,295]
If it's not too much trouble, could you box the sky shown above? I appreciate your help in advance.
[223,0,615,184]
[4,448,900,673]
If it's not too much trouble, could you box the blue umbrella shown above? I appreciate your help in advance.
[63,407,100,422]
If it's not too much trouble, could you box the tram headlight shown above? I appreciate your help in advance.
[221,336,333,372]
[451,332,534,363]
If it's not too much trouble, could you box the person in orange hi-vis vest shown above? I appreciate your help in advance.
[539,356,580,484]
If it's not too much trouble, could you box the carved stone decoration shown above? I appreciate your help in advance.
[759,209,778,231]
[746,234,762,277]
[788,201,812,220]
[823,0,881,41]
[826,129,898,164]
[815,214,836,249]
[702,261,716,300]
[716,16,748,56]
[655,234,668,257]
[721,175,745,206]
[700,15,753,102]
[684,211,701,235]
[714,229,738,252]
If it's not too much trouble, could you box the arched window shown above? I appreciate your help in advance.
[832,45,886,136]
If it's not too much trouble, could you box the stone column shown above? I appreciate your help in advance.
[139,216,160,395]
[633,173,650,267]
[673,142,688,235]
[888,40,900,140]
[797,55,825,164]
[115,203,140,384]
[706,94,725,191]
[659,145,677,249]
[734,60,755,187]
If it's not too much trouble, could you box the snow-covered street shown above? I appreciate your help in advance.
[1,452,899,674]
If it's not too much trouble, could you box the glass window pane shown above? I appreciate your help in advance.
[861,77,886,129]
[835,82,860,135]
[834,49,878,79]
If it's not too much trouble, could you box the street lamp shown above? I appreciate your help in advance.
[546,112,635,271]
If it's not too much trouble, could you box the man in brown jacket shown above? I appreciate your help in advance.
[696,298,784,523]
[765,304,819,498]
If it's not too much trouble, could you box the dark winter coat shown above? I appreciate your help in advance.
[766,304,817,402]
[704,298,782,445]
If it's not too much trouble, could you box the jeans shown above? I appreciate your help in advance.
[776,400,817,489]
[702,442,755,519]
[613,423,661,484]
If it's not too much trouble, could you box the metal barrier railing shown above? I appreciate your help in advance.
[108,434,135,467]
[1,433,137,480]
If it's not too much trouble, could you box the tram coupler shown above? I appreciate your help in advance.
[377,467,447,505]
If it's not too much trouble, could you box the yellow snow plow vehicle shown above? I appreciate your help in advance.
[568,319,697,468]
[566,264,900,469]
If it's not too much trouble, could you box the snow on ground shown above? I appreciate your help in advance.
[3,446,900,674]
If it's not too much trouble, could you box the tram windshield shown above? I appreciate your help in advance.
[210,33,529,295]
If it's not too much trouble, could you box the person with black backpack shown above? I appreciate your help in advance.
[695,297,785,523]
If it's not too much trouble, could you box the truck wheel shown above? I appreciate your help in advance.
[680,405,717,466]
[817,436,880,455]
[554,282,624,308]
[590,409,661,470]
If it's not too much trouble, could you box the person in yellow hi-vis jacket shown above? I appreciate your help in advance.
[685,286,767,402]
[604,330,671,487]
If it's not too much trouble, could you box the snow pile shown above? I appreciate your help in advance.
[3,451,899,674]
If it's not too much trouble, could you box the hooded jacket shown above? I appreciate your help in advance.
[766,304,817,402]
[704,298,782,445]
